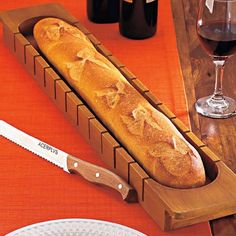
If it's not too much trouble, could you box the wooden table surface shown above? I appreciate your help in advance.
[171,1,236,236]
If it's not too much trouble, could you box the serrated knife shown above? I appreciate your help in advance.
[0,120,137,202]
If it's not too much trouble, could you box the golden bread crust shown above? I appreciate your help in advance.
[34,18,206,188]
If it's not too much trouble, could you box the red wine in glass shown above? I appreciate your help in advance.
[195,0,236,118]
[198,21,236,57]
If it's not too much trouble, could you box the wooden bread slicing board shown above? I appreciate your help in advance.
[0,3,236,231]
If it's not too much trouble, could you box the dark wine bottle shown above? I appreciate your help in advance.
[87,0,119,23]
[119,0,158,39]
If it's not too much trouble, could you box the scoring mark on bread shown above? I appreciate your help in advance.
[160,153,192,177]
[121,105,162,136]
[96,81,126,109]
[66,48,111,82]
[149,142,191,177]
[42,19,89,42]
[44,23,64,41]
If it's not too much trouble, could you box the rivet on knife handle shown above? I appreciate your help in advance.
[67,155,137,203]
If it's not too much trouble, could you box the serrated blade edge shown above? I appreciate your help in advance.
[0,120,69,172]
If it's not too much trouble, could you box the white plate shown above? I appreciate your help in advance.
[6,218,146,236]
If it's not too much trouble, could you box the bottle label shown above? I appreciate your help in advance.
[205,0,214,14]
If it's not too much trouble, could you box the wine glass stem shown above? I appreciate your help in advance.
[212,59,225,101]
[206,59,229,110]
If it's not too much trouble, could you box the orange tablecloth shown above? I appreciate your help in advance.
[0,0,212,235]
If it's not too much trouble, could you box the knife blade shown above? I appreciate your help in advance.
[0,120,137,202]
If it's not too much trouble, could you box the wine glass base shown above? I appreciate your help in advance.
[195,96,236,119]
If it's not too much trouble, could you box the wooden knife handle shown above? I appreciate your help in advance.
[67,155,137,203]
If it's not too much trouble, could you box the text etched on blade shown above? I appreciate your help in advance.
[38,142,59,155]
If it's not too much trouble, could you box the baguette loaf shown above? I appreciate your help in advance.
[34,18,206,188]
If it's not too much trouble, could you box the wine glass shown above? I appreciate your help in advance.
[195,0,236,118]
